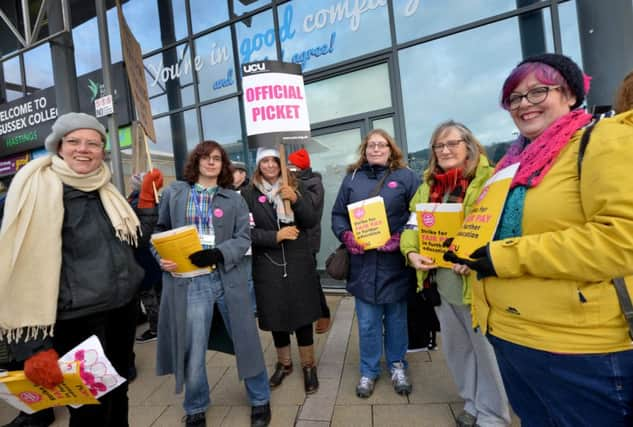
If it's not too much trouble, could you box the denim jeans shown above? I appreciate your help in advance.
[184,272,269,415]
[354,297,408,379]
[488,334,633,427]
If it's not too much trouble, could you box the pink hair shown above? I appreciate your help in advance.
[501,62,569,109]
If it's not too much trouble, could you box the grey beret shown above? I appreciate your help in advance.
[44,112,107,153]
[232,161,247,171]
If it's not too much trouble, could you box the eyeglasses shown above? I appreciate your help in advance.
[432,139,464,152]
[62,138,104,151]
[201,155,222,162]
[503,86,561,111]
[366,141,390,150]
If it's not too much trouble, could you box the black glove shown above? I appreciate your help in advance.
[189,248,224,267]
[443,244,497,279]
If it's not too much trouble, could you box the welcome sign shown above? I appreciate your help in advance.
[242,60,311,148]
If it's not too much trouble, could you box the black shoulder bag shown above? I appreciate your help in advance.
[325,170,391,280]
[578,120,633,340]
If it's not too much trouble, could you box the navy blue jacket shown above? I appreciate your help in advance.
[331,164,419,304]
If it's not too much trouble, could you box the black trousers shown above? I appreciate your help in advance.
[272,323,314,348]
[53,299,138,427]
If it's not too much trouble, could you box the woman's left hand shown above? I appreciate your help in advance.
[279,184,298,203]
[452,263,471,276]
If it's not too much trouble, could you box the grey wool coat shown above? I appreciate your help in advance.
[154,181,266,393]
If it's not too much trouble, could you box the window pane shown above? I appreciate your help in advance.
[190,0,228,34]
[233,0,271,15]
[73,8,123,75]
[23,44,53,92]
[236,10,277,65]
[306,63,391,124]
[559,0,582,66]
[394,0,539,43]
[278,0,390,72]
[372,117,394,138]
[119,0,164,54]
[200,98,243,157]
[144,43,195,115]
[195,28,237,102]
[3,56,22,96]
[399,15,553,174]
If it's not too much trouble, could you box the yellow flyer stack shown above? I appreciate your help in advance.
[151,225,211,277]
[347,196,390,250]
[415,203,463,268]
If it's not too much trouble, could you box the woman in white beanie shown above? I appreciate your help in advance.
[241,147,322,394]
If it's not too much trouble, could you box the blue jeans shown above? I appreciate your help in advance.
[354,297,408,379]
[488,334,633,427]
[184,272,269,415]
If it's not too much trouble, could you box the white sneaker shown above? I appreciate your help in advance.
[390,362,412,395]
[355,376,376,398]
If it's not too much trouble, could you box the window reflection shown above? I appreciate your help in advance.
[190,0,228,34]
[306,63,391,124]
[144,43,195,116]
[3,57,22,98]
[200,98,243,156]
[394,0,528,43]
[279,0,390,72]
[195,28,236,102]
[232,0,270,15]
[559,0,582,65]
[372,118,395,139]
[24,44,53,92]
[235,10,276,65]
[399,15,543,169]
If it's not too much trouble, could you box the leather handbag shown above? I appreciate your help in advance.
[325,244,350,280]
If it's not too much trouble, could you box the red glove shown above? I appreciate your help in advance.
[138,168,164,208]
[24,349,63,389]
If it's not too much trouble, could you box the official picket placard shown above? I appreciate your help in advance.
[416,203,463,268]
[241,60,311,148]
[450,163,520,258]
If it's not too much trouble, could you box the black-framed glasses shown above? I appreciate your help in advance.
[503,86,561,111]
[432,139,464,152]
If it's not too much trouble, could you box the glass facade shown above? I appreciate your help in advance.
[2,0,629,271]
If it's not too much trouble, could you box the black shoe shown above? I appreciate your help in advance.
[268,362,293,388]
[184,412,206,427]
[302,365,319,394]
[136,329,158,343]
[3,409,55,427]
[250,402,271,427]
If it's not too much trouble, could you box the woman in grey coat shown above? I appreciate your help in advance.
[154,141,271,427]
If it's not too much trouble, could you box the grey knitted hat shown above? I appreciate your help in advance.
[44,112,107,153]
[232,161,247,171]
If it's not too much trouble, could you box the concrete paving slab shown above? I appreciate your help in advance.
[331,404,372,427]
[407,360,461,404]
[372,403,456,427]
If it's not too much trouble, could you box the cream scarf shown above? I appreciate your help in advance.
[0,155,140,342]
[254,178,295,224]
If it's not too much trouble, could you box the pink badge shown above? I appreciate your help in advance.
[214,208,224,218]
[387,180,398,188]
[258,195,267,203]
[422,213,435,227]
[353,207,365,219]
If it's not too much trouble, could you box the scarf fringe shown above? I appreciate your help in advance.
[1,325,55,344]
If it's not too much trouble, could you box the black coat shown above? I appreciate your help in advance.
[242,181,321,332]
[295,168,324,254]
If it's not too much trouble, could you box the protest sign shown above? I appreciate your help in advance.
[241,60,311,148]
[451,163,520,258]
[416,203,463,268]
[347,196,390,250]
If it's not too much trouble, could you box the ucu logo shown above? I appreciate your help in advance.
[242,62,267,74]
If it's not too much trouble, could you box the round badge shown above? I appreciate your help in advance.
[214,208,224,218]
[258,195,267,203]
[387,180,398,188]
[422,212,436,227]
[353,207,365,219]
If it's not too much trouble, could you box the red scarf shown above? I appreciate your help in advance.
[429,168,470,203]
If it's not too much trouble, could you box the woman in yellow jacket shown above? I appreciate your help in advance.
[401,121,509,427]
[447,54,633,426]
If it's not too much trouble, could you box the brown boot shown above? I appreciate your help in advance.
[315,317,331,334]
[298,345,319,394]
[269,346,292,388]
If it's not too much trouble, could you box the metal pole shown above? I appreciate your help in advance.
[95,0,125,193]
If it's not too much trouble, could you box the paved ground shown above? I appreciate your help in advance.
[0,295,520,426]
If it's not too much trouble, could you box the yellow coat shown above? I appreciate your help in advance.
[474,110,633,353]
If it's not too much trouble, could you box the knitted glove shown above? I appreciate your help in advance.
[189,248,224,267]
[24,349,63,389]
[377,232,401,252]
[138,168,164,208]
[443,244,497,279]
[341,231,365,255]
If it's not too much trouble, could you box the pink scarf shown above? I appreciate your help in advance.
[496,109,593,188]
